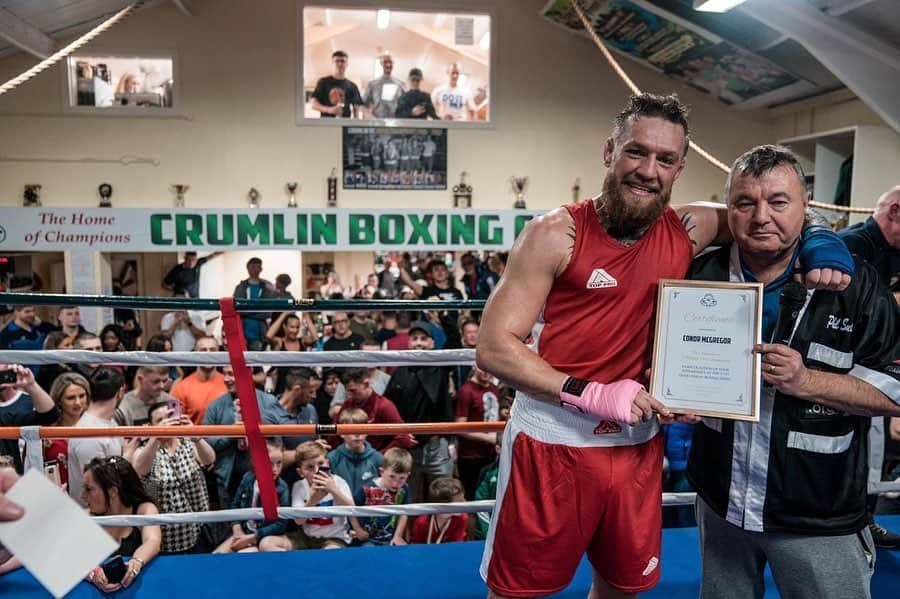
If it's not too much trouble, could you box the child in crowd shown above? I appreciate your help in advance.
[214,437,291,553]
[410,477,467,544]
[349,447,413,546]
[280,440,355,549]
[473,432,502,540]
[327,408,384,496]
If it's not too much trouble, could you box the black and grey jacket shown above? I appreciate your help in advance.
[686,244,900,535]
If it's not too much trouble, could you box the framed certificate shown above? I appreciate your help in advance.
[650,280,763,421]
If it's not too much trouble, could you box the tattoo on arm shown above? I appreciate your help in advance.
[680,211,698,246]
[566,222,576,254]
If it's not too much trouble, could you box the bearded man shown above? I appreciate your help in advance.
[475,93,854,599]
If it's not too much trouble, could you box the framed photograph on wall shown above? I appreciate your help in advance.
[342,126,447,190]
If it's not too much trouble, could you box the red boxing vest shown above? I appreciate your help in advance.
[536,199,693,386]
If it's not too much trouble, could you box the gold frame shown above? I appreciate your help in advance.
[650,279,763,422]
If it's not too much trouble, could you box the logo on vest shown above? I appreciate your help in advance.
[586,269,617,289]
[593,420,622,435]
[643,557,659,576]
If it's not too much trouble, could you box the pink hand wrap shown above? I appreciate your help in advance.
[559,377,643,423]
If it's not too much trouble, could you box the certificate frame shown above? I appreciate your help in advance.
[650,279,763,422]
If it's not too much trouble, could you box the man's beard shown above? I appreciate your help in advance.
[599,174,670,240]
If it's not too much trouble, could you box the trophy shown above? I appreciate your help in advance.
[572,177,581,204]
[98,183,113,208]
[510,176,529,209]
[327,168,338,208]
[286,182,299,208]
[248,187,260,208]
[171,184,189,208]
[452,171,472,208]
[23,184,42,207]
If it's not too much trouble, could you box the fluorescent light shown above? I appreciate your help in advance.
[376,9,390,29]
[478,31,490,50]
[693,0,748,12]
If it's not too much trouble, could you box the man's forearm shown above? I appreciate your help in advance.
[795,370,900,417]
[476,333,566,404]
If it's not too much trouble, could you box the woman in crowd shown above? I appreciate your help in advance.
[35,331,74,391]
[45,372,90,489]
[132,402,214,554]
[99,324,127,353]
[82,456,161,593]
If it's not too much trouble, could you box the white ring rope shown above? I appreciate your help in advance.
[0,2,144,97]
[0,349,475,367]
[90,493,704,527]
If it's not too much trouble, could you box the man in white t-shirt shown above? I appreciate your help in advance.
[68,367,130,505]
[160,310,206,352]
[363,52,406,119]
[431,62,470,121]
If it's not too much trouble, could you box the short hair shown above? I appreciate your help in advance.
[428,477,464,502]
[266,437,284,451]
[14,304,34,313]
[73,332,99,348]
[89,367,125,403]
[612,93,690,156]
[246,257,262,268]
[426,258,446,273]
[49,372,91,408]
[360,337,380,348]
[341,367,370,385]
[146,401,171,422]
[283,367,319,390]
[725,144,806,200]
[875,185,900,216]
[193,335,218,350]
[43,330,70,350]
[460,318,479,331]
[276,273,292,287]
[460,252,477,265]
[338,407,369,425]
[295,440,326,463]
[136,365,169,377]
[322,368,342,382]
[382,447,413,474]
[332,50,348,59]
[57,305,78,314]
[396,311,414,328]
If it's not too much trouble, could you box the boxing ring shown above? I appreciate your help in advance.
[1,292,899,598]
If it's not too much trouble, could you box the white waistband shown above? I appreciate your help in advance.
[509,391,658,447]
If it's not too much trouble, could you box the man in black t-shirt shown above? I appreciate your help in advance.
[396,68,437,119]
[399,258,464,349]
[323,311,365,351]
[162,252,221,298]
[310,50,362,119]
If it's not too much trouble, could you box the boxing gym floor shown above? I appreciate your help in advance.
[4,515,899,598]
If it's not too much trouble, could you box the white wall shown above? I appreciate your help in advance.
[0,0,775,214]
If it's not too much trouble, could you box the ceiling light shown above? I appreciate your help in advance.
[376,9,390,29]
[693,0,749,12]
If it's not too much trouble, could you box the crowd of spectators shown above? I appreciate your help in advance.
[0,250,514,588]
[310,50,489,122]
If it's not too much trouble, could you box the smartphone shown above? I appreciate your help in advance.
[0,370,16,385]
[101,555,127,584]
[43,461,61,487]
[164,397,181,419]
[318,465,331,476]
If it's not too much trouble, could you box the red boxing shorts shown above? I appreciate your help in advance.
[481,427,663,596]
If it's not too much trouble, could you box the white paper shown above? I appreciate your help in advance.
[454,17,474,45]
[0,469,117,598]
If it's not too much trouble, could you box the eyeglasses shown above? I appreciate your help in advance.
[331,318,349,324]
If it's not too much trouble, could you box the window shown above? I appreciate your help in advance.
[65,52,176,113]
[299,6,492,126]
